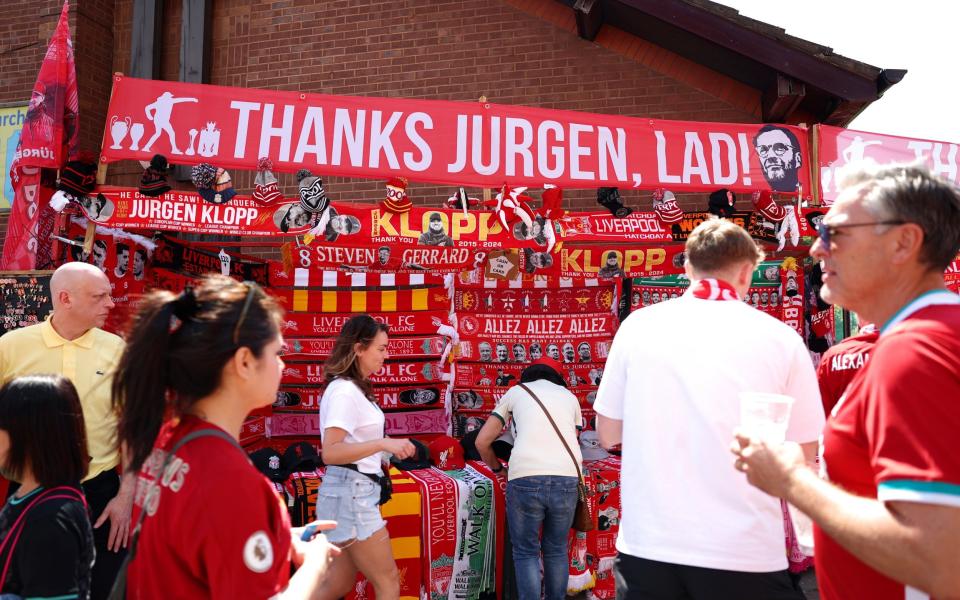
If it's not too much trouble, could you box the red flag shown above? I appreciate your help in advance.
[1,1,79,270]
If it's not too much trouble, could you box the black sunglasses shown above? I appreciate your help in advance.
[816,221,906,247]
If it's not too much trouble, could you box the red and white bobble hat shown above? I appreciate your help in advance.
[428,435,466,471]
[652,188,683,224]
[252,157,284,205]
[752,190,787,222]
[381,176,413,214]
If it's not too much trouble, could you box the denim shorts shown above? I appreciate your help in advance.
[314,466,387,543]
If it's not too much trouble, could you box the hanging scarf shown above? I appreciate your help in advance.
[283,335,450,361]
[280,310,450,337]
[453,285,616,315]
[465,461,507,600]
[407,468,460,600]
[384,409,449,436]
[276,385,447,413]
[271,287,450,313]
[689,278,740,301]
[282,360,447,386]
[449,466,495,600]
[269,262,448,289]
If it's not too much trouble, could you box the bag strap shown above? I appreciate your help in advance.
[518,383,584,482]
[108,427,245,600]
[0,486,87,588]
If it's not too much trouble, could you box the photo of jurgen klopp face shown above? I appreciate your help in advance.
[753,125,802,193]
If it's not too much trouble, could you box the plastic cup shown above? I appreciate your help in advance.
[739,392,794,444]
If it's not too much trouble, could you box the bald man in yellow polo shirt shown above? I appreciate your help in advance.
[0,262,133,600]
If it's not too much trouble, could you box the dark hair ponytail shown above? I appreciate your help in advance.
[323,315,388,401]
[113,276,283,472]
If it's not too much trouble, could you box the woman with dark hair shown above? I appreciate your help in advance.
[475,357,583,600]
[312,315,416,600]
[112,275,337,598]
[0,374,94,599]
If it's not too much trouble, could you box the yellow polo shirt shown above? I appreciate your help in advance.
[0,319,124,481]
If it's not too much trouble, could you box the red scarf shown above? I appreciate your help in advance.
[689,278,740,301]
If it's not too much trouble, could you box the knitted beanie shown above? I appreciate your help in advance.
[297,169,330,214]
[253,157,283,205]
[191,163,218,203]
[381,176,412,214]
[139,154,171,197]
[652,188,683,224]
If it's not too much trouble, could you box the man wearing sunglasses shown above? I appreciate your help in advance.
[735,164,960,600]
[753,125,803,193]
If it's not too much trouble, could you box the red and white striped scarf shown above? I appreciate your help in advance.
[688,278,740,301]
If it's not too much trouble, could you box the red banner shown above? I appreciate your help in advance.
[453,285,615,314]
[818,125,960,204]
[280,310,449,337]
[270,286,450,313]
[276,384,448,413]
[1,1,78,269]
[455,361,606,388]
[283,335,449,361]
[100,75,810,193]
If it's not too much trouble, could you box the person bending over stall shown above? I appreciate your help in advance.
[475,356,584,600]
[111,275,338,599]
[0,375,95,600]
[312,315,416,600]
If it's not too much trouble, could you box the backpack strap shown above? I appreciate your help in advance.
[107,427,245,600]
[0,486,87,588]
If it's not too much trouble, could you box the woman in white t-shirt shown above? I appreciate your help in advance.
[475,356,584,600]
[312,315,416,600]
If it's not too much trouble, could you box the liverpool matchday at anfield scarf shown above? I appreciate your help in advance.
[556,211,671,243]
[282,359,447,386]
[407,468,459,600]
[276,385,447,413]
[453,285,616,315]
[280,311,450,337]
[283,335,449,361]
[270,286,450,313]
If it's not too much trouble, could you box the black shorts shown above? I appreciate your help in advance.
[614,553,806,600]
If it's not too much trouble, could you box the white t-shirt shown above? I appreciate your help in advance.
[593,290,825,572]
[492,379,583,481]
[319,377,386,475]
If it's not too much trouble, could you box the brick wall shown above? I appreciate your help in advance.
[3,0,766,260]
